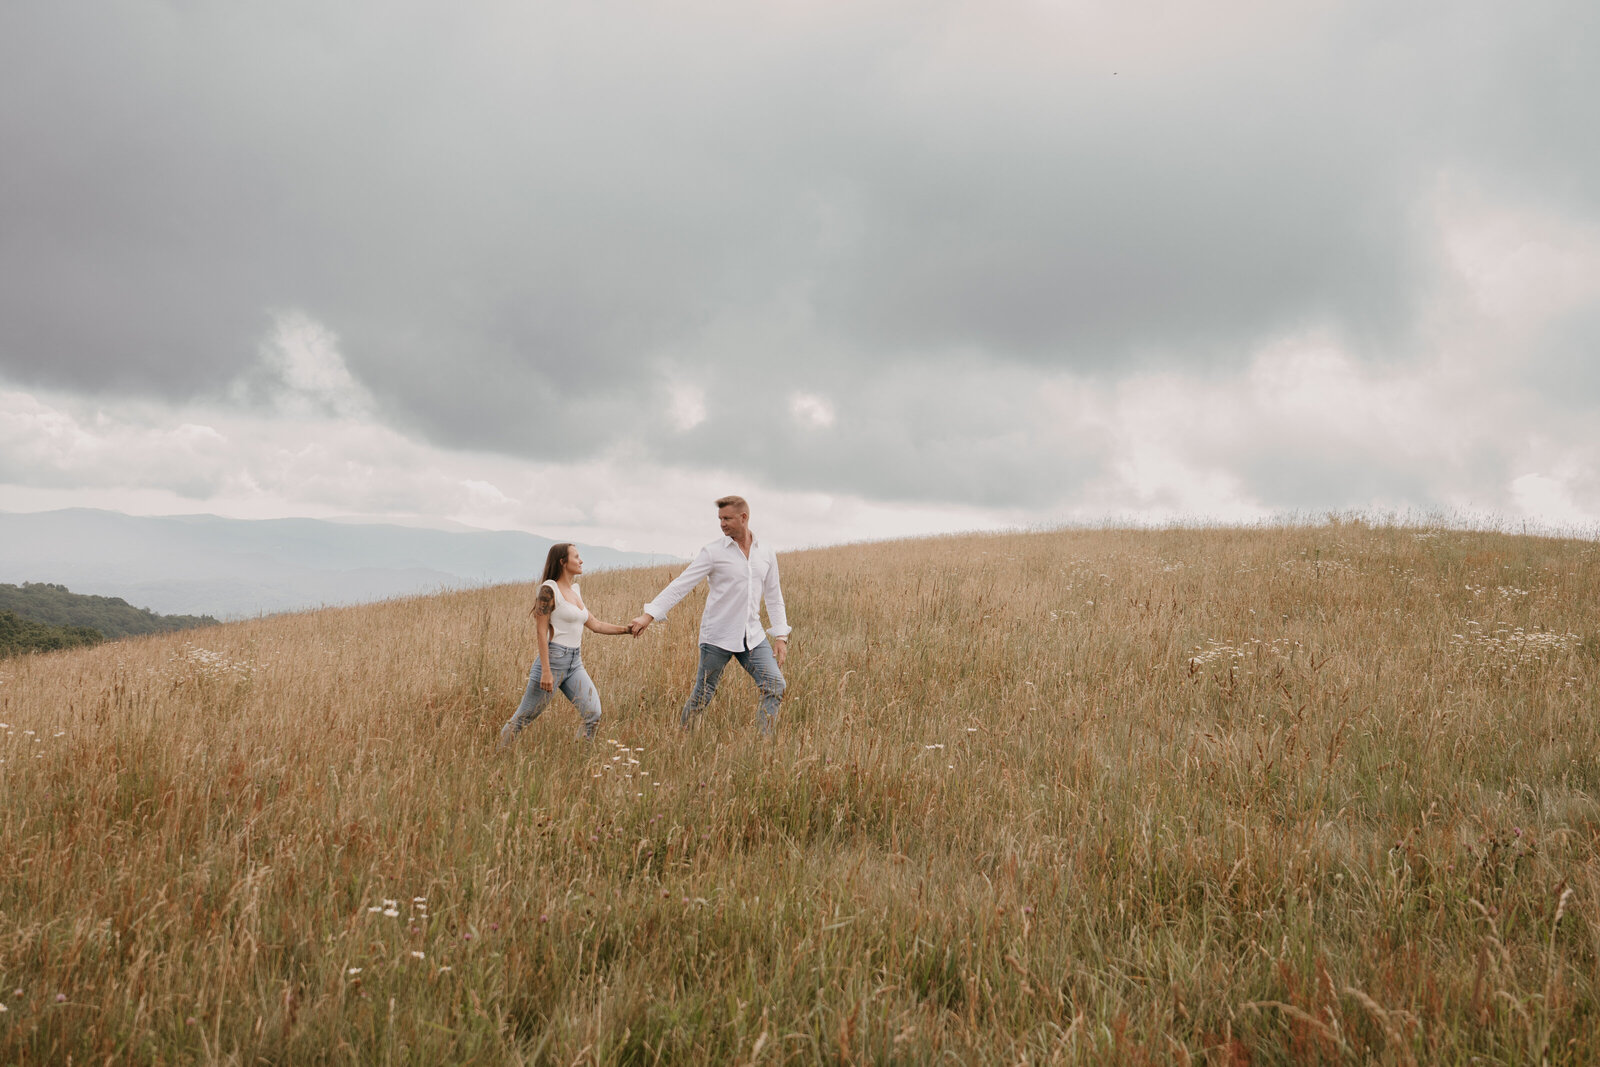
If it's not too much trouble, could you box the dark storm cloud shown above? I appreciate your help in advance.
[2,0,1596,506]
[653,356,1105,508]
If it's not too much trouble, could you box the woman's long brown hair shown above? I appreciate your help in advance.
[540,542,573,585]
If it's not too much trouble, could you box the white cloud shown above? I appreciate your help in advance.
[0,389,235,495]
[789,392,836,429]
[241,311,374,418]
[666,384,707,431]
[1509,472,1593,529]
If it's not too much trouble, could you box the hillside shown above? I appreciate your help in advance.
[2,522,1598,1063]
[0,582,218,640]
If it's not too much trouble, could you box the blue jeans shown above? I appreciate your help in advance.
[501,643,601,743]
[682,640,786,735]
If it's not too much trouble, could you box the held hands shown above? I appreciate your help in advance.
[629,613,653,637]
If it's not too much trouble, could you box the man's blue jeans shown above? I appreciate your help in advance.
[682,640,785,735]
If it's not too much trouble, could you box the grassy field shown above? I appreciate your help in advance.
[2,521,1599,1064]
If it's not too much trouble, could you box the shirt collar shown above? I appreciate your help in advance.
[721,533,760,550]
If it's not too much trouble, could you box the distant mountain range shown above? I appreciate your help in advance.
[0,509,680,619]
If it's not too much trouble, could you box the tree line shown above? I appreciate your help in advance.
[0,582,218,657]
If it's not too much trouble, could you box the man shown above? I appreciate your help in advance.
[631,495,790,735]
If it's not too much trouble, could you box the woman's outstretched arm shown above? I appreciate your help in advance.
[584,616,632,636]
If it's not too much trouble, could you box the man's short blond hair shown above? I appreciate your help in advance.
[715,495,749,514]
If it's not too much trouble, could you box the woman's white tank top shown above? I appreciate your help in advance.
[544,579,589,648]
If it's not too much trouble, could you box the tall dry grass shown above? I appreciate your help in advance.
[2,520,1598,1063]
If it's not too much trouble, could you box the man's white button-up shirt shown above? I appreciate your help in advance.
[643,535,790,653]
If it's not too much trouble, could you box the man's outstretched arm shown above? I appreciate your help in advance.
[631,547,715,635]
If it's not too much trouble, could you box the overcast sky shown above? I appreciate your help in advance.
[3,0,1597,555]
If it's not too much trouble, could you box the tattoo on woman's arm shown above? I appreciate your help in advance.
[534,586,556,617]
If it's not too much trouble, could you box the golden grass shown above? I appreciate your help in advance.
[2,521,1599,1063]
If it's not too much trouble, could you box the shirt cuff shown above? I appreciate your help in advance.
[767,626,791,639]
[643,601,667,620]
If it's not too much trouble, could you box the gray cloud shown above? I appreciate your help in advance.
[1233,440,1488,516]
[648,355,1106,507]
[1525,306,1600,408]
[2,0,1597,512]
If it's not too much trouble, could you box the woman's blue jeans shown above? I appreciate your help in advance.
[501,643,601,743]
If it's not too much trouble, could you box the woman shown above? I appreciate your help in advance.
[500,542,631,745]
